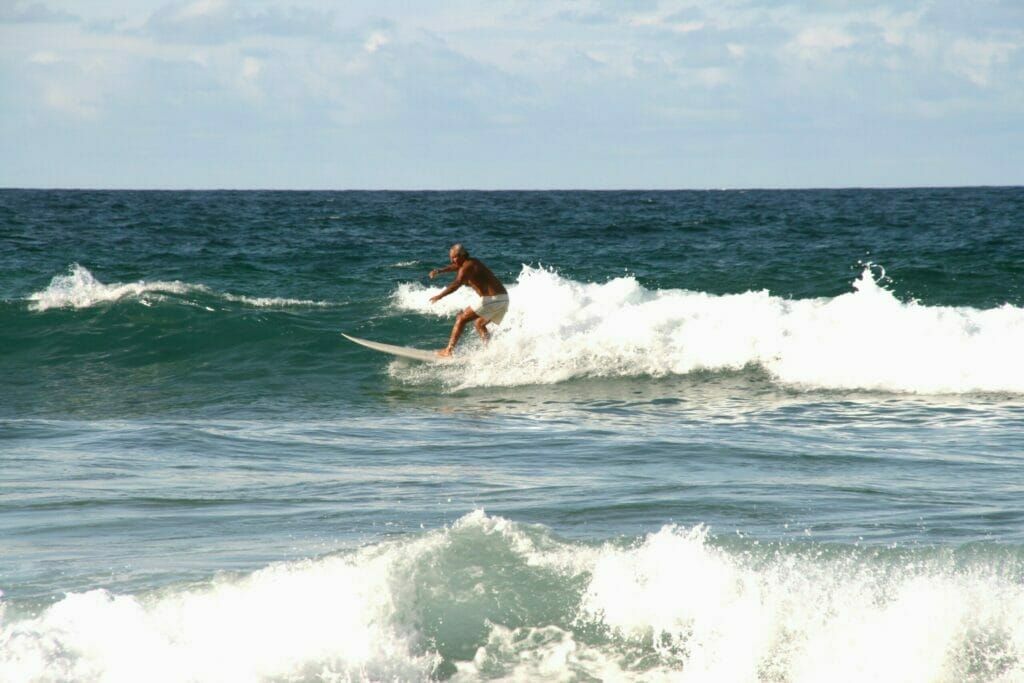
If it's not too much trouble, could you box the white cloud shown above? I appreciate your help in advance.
[238,55,261,98]
[0,2,77,24]
[787,26,856,62]
[240,55,259,78]
[875,7,925,47]
[145,0,337,44]
[947,38,1017,87]
[44,83,101,119]
[625,7,704,34]
[694,66,729,87]
[178,0,227,20]
[364,30,388,53]
[188,51,209,68]
[670,20,704,34]
[29,50,61,64]
[2,1,1023,188]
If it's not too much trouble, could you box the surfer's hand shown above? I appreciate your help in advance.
[429,269,438,279]
[430,294,440,304]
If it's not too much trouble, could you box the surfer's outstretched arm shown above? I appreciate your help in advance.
[429,263,468,304]
[429,263,458,279]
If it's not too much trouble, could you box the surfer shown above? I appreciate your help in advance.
[429,243,509,357]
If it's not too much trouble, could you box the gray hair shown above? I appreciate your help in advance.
[451,243,469,258]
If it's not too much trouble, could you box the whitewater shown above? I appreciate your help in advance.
[4,512,1024,682]
[28,263,331,311]
[392,265,1024,395]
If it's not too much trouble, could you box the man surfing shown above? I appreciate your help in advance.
[429,243,509,357]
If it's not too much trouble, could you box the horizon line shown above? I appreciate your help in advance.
[2,184,1022,192]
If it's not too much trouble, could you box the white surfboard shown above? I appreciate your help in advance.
[341,333,448,362]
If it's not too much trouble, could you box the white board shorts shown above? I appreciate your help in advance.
[473,294,509,324]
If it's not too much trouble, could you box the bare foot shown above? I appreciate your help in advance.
[436,348,453,357]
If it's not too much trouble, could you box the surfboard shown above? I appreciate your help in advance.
[341,333,448,362]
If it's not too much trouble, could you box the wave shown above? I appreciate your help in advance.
[26,264,330,312]
[2,512,1022,682]
[391,265,1024,395]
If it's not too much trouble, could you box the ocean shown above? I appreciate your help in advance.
[2,187,1023,681]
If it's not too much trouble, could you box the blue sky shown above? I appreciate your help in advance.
[2,0,1022,189]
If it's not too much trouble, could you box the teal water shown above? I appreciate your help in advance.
[2,188,1024,681]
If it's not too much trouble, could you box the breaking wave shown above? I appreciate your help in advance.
[27,264,330,311]
[2,512,1022,682]
[391,265,1024,394]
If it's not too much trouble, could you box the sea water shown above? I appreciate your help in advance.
[2,188,1023,681]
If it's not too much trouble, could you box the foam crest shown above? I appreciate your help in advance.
[391,280,480,317]
[0,548,438,682]
[28,265,329,311]
[391,265,1024,394]
[579,524,1024,681]
[222,293,330,308]
[452,624,624,681]
[28,264,206,312]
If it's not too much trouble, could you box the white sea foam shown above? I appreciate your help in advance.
[28,265,329,311]
[0,551,438,683]
[391,265,1024,394]
[577,523,1024,682]
[222,293,331,308]
[4,512,1021,682]
[27,264,207,312]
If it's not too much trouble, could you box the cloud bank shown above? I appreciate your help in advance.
[1,0,1022,188]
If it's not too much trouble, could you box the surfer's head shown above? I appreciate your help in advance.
[449,243,469,264]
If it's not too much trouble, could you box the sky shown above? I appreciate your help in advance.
[1,0,1022,189]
